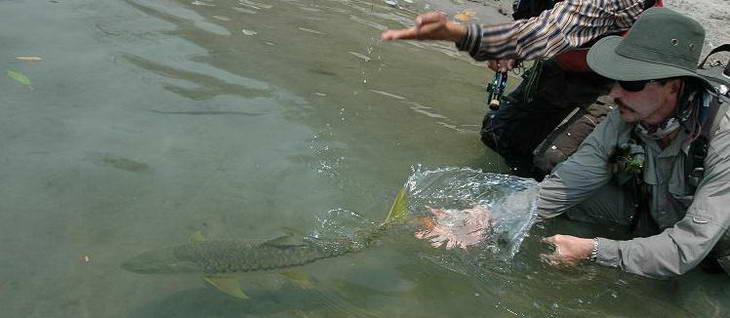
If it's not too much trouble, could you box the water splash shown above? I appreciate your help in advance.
[404,166,539,260]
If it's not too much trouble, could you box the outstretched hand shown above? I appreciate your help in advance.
[414,205,491,250]
[381,11,467,43]
[540,235,594,266]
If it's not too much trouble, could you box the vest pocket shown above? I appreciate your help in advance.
[668,175,694,210]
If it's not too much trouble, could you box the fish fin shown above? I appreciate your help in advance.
[204,276,249,300]
[190,231,207,243]
[278,271,314,289]
[382,187,409,226]
[7,70,31,86]
[280,226,306,237]
[263,234,303,248]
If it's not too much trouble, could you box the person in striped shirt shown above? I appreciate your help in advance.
[382,0,660,179]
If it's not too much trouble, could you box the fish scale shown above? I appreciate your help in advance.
[169,239,357,274]
[122,188,409,280]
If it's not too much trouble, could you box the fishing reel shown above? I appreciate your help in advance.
[486,71,508,110]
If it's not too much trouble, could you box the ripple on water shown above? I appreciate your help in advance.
[348,51,371,62]
[298,6,323,13]
[232,7,257,14]
[368,89,406,100]
[298,27,326,35]
[191,0,215,6]
[238,0,272,8]
[211,15,230,21]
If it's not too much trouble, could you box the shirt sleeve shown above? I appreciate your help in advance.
[456,0,645,61]
[595,129,730,278]
[536,110,619,218]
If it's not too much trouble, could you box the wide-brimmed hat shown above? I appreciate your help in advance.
[587,8,711,86]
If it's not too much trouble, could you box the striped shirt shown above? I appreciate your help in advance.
[457,0,648,61]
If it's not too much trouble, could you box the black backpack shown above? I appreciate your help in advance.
[511,0,558,20]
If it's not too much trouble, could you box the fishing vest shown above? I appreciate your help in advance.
[691,46,730,274]
[607,83,730,272]
[554,0,664,72]
[689,87,730,274]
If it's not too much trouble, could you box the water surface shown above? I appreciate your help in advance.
[1,0,728,316]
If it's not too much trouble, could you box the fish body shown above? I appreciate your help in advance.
[121,237,358,275]
[121,188,408,299]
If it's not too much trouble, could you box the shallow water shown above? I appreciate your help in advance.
[1,0,728,317]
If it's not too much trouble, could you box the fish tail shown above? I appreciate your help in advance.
[354,187,410,248]
[382,187,408,226]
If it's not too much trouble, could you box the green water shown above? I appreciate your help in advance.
[1,0,727,316]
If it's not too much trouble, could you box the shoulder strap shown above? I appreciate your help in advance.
[686,93,729,192]
[699,44,730,70]
[698,44,730,87]
[709,95,729,136]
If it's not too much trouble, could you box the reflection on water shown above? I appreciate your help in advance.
[0,0,728,317]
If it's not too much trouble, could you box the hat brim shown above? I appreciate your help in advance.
[698,68,730,87]
[587,36,711,85]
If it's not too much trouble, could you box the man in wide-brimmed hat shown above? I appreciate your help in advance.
[536,7,730,277]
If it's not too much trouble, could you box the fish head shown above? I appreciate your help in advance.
[121,247,201,274]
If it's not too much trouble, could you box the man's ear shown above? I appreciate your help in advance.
[668,78,683,93]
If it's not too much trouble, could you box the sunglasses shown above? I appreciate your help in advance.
[617,79,658,92]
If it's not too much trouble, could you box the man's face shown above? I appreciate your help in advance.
[609,79,681,125]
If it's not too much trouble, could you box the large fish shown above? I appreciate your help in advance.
[121,188,408,299]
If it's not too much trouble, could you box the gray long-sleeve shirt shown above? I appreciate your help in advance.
[537,100,730,278]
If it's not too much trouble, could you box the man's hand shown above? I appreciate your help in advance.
[414,205,491,250]
[488,59,516,72]
[381,12,467,43]
[541,235,593,266]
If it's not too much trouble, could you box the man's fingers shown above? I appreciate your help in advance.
[426,206,447,217]
[381,28,418,41]
[413,22,444,39]
[539,253,560,266]
[381,22,439,41]
[542,235,557,245]
[382,11,451,41]
[540,252,579,267]
[499,59,515,72]
[487,60,499,72]
[415,11,446,27]
[506,59,515,70]
[487,59,516,72]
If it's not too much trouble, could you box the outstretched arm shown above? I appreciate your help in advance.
[380,12,466,43]
[381,0,646,61]
[544,129,730,278]
[592,130,730,278]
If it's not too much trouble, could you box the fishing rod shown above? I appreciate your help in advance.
[486,71,508,110]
